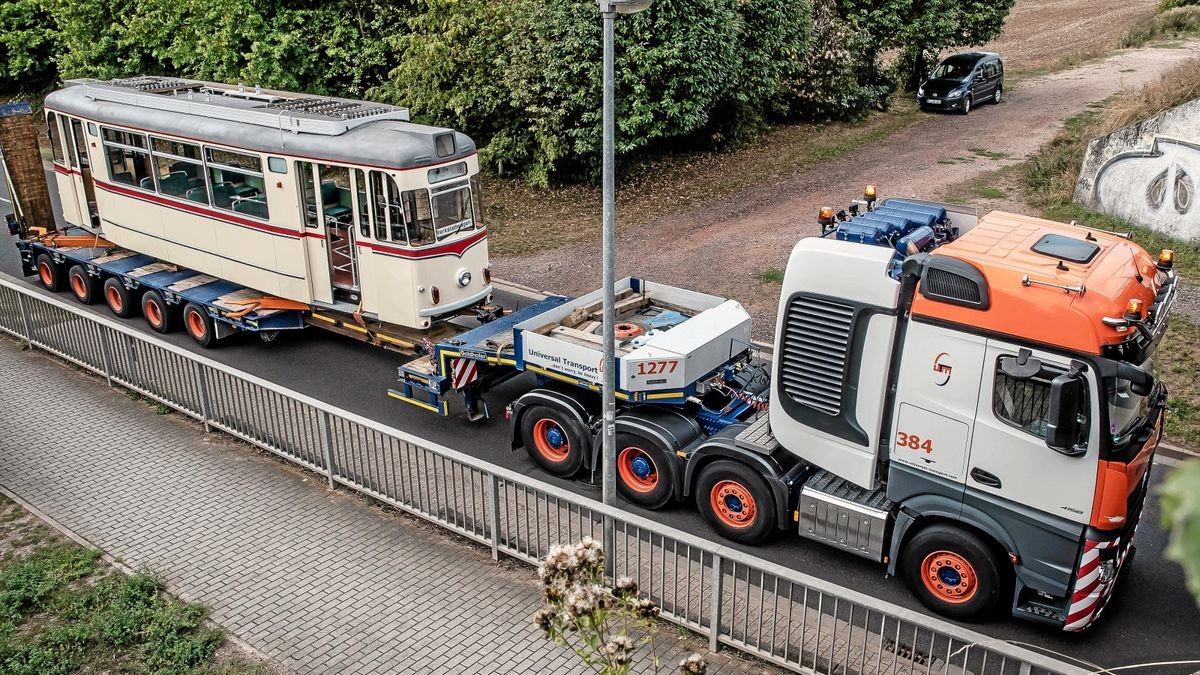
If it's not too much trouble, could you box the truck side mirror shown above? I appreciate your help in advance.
[1046,371,1086,456]
[1115,361,1153,396]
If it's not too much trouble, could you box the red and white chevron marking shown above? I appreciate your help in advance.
[450,358,480,389]
[1065,537,1129,631]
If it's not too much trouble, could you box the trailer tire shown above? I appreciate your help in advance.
[615,432,675,509]
[141,290,177,333]
[36,254,64,292]
[183,302,217,347]
[901,524,1004,622]
[695,460,775,545]
[67,265,98,304]
[103,278,139,318]
[521,405,587,477]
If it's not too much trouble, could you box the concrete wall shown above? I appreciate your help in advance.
[1074,97,1200,241]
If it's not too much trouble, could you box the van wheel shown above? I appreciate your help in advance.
[183,302,217,347]
[695,461,775,545]
[141,289,177,333]
[902,524,1004,621]
[35,254,64,292]
[68,265,98,304]
[960,96,972,115]
[992,86,1003,104]
[521,405,588,477]
[103,278,138,318]
[615,432,674,509]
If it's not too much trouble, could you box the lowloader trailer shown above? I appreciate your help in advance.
[9,78,1177,631]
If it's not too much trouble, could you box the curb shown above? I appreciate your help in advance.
[0,482,275,668]
[1158,441,1200,463]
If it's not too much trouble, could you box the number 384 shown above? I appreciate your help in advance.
[896,432,933,454]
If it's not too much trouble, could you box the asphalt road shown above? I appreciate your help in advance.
[1,167,1197,672]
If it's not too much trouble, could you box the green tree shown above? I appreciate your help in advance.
[1162,459,1200,606]
[43,0,161,80]
[0,0,58,93]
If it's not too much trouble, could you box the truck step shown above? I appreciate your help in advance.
[734,414,778,454]
[797,470,894,562]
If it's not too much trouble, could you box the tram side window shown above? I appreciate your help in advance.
[152,137,208,204]
[368,170,408,243]
[470,175,485,229]
[100,127,152,188]
[297,161,319,228]
[318,164,353,227]
[46,113,66,165]
[352,169,369,238]
[206,147,267,218]
[402,189,435,245]
[70,119,90,169]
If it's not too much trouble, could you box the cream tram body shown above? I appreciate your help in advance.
[43,78,491,330]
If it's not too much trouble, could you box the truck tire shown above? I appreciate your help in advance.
[521,405,588,477]
[36,254,64,292]
[141,289,177,333]
[901,524,1005,622]
[695,460,776,545]
[67,265,98,304]
[182,302,217,347]
[615,432,674,509]
[103,278,139,318]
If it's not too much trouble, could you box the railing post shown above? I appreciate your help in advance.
[16,292,33,348]
[709,553,723,652]
[191,360,210,432]
[488,472,501,561]
[604,515,616,578]
[95,322,114,387]
[318,410,336,489]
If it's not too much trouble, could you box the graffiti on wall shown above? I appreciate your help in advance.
[1091,137,1198,241]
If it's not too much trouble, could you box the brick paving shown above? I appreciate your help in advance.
[0,340,780,675]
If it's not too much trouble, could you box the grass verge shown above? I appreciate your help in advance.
[1018,57,1200,446]
[0,494,263,674]
[484,99,924,257]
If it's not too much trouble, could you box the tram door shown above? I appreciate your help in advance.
[297,161,361,305]
[65,117,98,229]
[47,112,83,228]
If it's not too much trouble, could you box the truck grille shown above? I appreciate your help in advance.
[779,296,854,415]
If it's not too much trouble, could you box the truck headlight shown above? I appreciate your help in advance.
[457,269,472,288]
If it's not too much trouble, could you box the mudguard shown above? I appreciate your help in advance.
[684,424,794,531]
[612,407,702,500]
[509,384,598,456]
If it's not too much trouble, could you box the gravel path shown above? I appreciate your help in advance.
[493,41,1200,339]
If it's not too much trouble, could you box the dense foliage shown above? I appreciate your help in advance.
[4,0,1016,183]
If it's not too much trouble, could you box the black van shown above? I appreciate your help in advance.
[917,52,1004,115]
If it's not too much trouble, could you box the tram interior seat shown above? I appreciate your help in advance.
[212,182,236,209]
[320,181,353,222]
[112,171,133,186]
[159,171,190,197]
[140,177,154,191]
[232,196,268,219]
[185,186,208,204]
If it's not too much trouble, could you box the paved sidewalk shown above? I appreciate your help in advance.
[0,340,777,675]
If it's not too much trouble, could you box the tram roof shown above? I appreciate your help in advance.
[46,76,477,171]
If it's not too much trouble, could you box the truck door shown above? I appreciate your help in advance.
[968,342,1099,523]
[888,321,987,496]
[47,112,83,227]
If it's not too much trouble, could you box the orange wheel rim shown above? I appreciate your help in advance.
[146,299,163,327]
[921,551,978,604]
[106,286,123,312]
[710,480,756,529]
[532,419,569,462]
[70,273,86,298]
[618,447,658,493]
[38,262,53,286]
[186,309,207,339]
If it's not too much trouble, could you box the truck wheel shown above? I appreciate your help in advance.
[615,432,674,509]
[695,460,776,545]
[183,302,217,347]
[141,289,177,333]
[902,524,1004,622]
[103,278,139,318]
[36,254,64,292]
[68,265,98,304]
[521,405,587,477]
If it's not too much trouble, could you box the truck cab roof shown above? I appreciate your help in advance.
[911,210,1161,355]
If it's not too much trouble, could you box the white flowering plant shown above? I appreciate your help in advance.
[534,537,707,675]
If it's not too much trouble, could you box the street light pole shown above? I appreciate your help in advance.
[597,0,651,575]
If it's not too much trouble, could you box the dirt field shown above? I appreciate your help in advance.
[980,0,1160,72]
[493,40,1200,339]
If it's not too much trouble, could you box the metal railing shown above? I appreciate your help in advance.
[0,274,1089,675]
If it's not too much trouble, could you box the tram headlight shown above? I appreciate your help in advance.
[457,269,472,288]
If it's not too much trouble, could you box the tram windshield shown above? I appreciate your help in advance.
[431,182,474,239]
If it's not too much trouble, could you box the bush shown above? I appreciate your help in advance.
[1161,0,1200,10]
[0,0,58,93]
[1122,6,1200,47]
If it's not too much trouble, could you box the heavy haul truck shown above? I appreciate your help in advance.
[8,78,1177,631]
